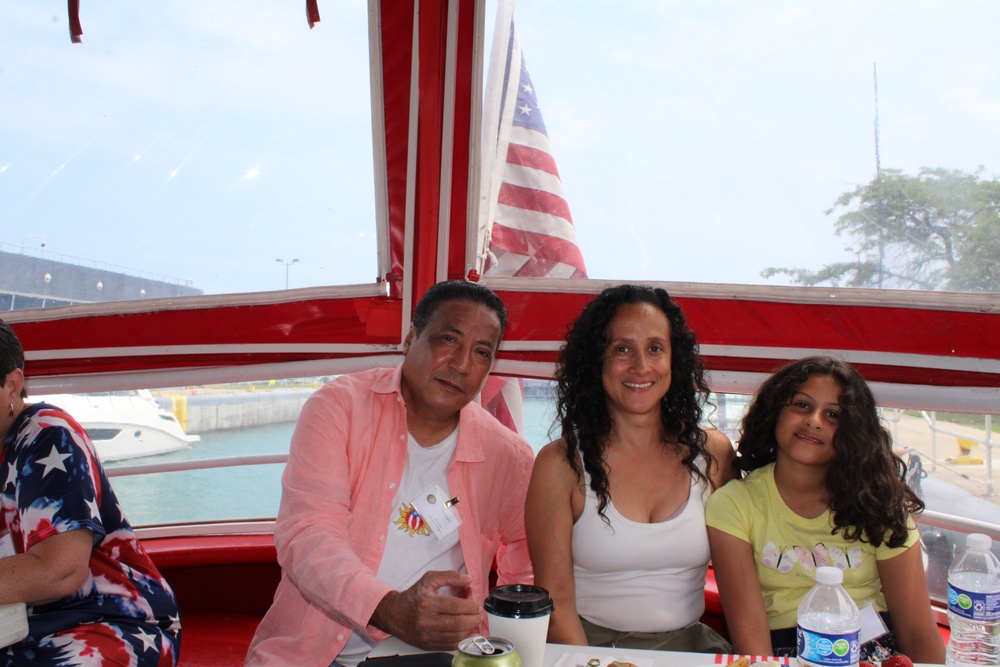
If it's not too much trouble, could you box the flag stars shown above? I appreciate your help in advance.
[136,628,158,653]
[518,103,533,116]
[167,614,181,633]
[85,495,101,521]
[521,82,534,95]
[36,447,71,478]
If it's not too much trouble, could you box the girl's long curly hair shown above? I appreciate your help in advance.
[555,284,713,521]
[736,356,923,548]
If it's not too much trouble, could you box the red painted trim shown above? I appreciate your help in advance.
[10,295,403,377]
[12,296,399,349]
[68,0,83,42]
[699,356,1000,388]
[24,353,396,379]
[497,290,999,361]
[7,285,998,388]
[144,534,276,569]
[306,0,320,28]
[380,0,413,295]
[445,0,476,282]
[412,0,448,299]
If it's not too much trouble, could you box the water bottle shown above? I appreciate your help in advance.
[947,533,1000,667]
[797,566,861,667]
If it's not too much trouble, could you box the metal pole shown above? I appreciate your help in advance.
[276,258,299,289]
[988,415,994,496]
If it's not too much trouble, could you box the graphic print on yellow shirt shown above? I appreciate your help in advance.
[705,463,917,629]
[761,541,864,574]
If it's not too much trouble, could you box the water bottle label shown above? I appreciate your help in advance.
[797,626,860,667]
[948,583,1000,622]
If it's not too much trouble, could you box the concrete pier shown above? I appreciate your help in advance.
[157,390,314,433]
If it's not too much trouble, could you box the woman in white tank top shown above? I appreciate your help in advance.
[525,285,736,652]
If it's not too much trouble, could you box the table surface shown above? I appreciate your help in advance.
[370,637,942,667]
[369,637,791,667]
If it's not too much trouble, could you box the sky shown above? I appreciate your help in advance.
[2,1,999,295]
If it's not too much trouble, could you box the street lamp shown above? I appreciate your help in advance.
[20,236,46,253]
[276,258,299,289]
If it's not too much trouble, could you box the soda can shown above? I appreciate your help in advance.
[453,636,521,667]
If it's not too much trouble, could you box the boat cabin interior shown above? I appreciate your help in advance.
[4,1,999,665]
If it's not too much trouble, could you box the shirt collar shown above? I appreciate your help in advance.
[377,364,485,463]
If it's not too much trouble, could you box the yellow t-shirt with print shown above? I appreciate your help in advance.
[704,463,917,630]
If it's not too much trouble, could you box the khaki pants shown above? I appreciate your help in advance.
[579,616,733,653]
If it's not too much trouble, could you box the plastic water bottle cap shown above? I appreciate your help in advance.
[967,533,993,551]
[815,566,843,585]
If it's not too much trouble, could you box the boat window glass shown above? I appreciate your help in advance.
[75,378,562,526]
[480,2,1000,294]
[2,3,376,308]
[7,3,996,305]
[62,373,996,613]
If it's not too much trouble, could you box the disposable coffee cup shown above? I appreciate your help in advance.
[484,584,553,667]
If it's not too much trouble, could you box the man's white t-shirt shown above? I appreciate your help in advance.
[337,428,464,666]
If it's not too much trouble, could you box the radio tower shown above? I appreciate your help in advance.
[872,62,885,287]
[873,63,881,175]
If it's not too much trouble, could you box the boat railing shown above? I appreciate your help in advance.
[920,411,996,493]
[883,409,997,496]
[107,451,991,539]
[105,454,289,478]
[919,509,1000,541]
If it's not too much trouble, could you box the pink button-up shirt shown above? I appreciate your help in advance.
[245,366,534,667]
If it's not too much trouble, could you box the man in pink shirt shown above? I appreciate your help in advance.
[245,281,535,667]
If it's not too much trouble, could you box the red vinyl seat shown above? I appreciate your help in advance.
[146,534,278,667]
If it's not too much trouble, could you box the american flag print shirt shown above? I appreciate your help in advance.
[0,403,180,666]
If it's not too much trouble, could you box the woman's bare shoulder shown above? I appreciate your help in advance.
[703,427,737,486]
[534,437,571,468]
[704,427,733,451]
[533,438,584,482]
[528,438,587,517]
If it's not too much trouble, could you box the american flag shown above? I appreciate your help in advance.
[479,5,587,435]
[482,16,587,280]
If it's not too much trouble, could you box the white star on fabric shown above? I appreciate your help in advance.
[35,447,71,478]
[168,614,181,632]
[518,103,532,116]
[521,82,533,95]
[136,627,158,653]
[85,495,101,521]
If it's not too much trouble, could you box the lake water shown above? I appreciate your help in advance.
[108,395,561,526]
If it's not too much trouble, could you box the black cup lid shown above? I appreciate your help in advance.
[484,584,554,618]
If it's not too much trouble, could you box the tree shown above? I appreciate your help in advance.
[762,167,1000,291]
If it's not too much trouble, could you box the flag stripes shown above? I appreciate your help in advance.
[483,16,587,282]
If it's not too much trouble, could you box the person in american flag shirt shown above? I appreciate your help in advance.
[0,319,179,666]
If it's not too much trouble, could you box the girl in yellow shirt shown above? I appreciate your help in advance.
[706,356,945,664]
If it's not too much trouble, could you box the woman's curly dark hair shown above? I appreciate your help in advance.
[555,284,713,521]
[736,356,923,548]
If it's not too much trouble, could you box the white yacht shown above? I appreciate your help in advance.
[33,391,199,462]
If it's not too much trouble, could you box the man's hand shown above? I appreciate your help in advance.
[370,570,481,650]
